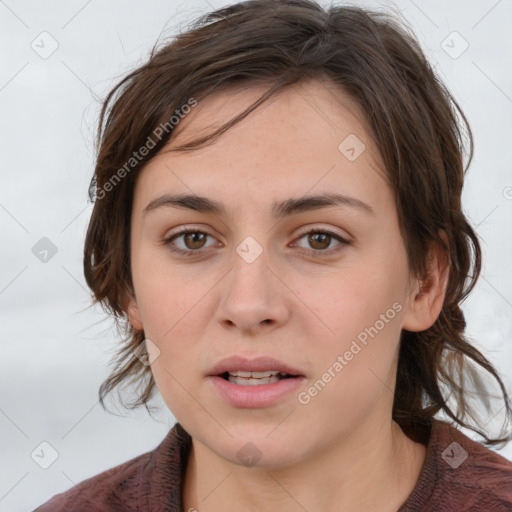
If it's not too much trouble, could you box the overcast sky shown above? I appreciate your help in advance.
[1,0,511,510]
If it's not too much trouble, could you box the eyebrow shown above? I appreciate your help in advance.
[142,192,375,218]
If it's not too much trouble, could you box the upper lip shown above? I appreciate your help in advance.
[208,355,305,377]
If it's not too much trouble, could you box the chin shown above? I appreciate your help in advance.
[205,428,310,470]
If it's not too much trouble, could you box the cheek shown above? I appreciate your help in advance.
[141,297,207,419]
[148,361,206,435]
[130,254,213,412]
[306,261,405,344]
[302,280,403,424]
[301,253,406,395]
[131,244,211,340]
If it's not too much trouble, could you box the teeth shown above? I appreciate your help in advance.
[225,371,291,386]
[228,370,283,378]
[228,374,281,386]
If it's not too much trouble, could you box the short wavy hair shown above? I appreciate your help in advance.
[84,0,512,446]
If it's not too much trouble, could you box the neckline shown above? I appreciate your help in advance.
[166,419,441,512]
[396,418,443,511]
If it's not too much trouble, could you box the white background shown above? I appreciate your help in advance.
[1,0,511,510]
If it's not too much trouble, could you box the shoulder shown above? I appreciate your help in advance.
[434,420,512,509]
[32,423,191,512]
[399,419,512,511]
[408,419,512,511]
[32,449,152,512]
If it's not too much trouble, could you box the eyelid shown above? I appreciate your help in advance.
[289,227,351,257]
[163,224,350,241]
[161,225,220,253]
[293,224,351,242]
[162,224,351,257]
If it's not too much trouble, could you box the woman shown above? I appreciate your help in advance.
[34,0,512,510]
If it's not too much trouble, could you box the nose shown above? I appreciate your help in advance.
[216,247,290,335]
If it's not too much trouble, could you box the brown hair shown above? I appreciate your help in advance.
[84,0,512,446]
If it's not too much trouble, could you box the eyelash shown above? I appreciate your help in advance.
[161,227,351,258]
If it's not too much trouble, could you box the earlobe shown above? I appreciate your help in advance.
[402,231,451,333]
[125,294,144,331]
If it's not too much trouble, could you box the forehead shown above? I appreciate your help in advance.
[170,77,377,151]
[134,78,389,216]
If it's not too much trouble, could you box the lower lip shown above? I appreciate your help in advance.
[207,375,306,408]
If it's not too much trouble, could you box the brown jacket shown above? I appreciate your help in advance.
[33,419,512,511]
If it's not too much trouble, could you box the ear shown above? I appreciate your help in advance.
[124,291,144,331]
[402,230,451,332]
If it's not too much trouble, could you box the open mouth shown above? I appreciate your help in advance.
[209,361,306,407]
[220,370,296,386]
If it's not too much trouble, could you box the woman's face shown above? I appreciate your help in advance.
[127,78,425,468]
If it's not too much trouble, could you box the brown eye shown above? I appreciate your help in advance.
[162,229,218,256]
[293,229,351,257]
[163,227,350,258]
[307,232,332,250]
[182,232,207,250]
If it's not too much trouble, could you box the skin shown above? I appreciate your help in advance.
[126,78,450,512]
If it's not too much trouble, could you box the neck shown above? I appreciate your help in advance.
[182,417,427,512]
